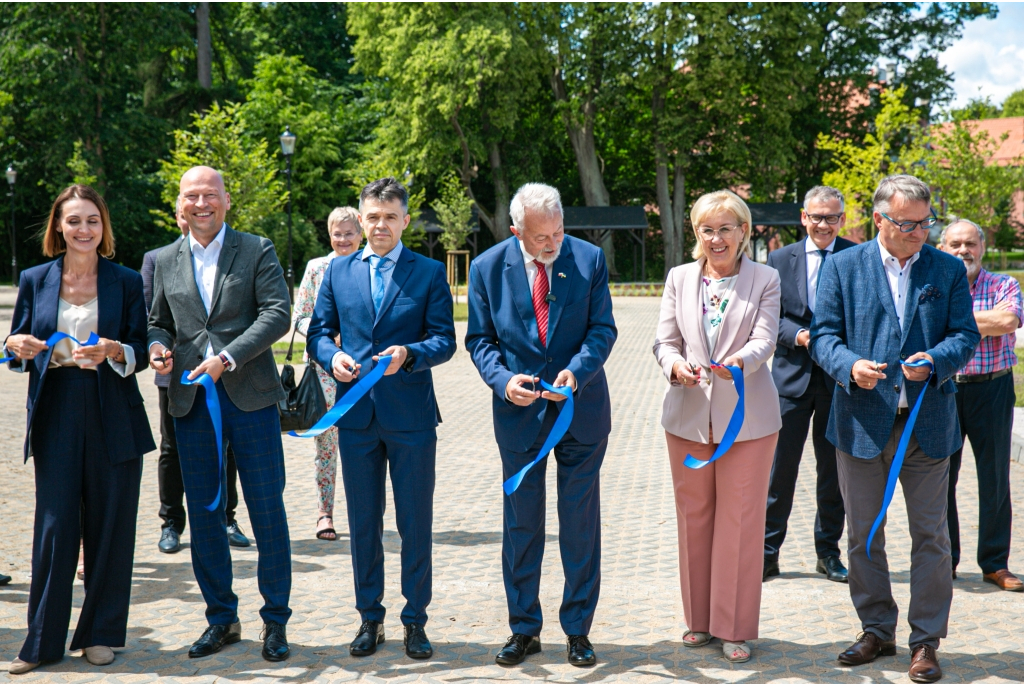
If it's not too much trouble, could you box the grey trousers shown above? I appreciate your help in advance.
[836,413,953,649]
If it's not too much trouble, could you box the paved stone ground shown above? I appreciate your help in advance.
[0,296,1023,683]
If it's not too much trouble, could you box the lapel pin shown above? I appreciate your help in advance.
[557,272,566,278]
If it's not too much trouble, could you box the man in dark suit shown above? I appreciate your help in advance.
[307,177,456,660]
[466,183,617,668]
[141,200,248,555]
[763,186,856,584]
[811,175,979,682]
[148,166,292,662]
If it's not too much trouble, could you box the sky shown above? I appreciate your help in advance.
[941,2,1024,109]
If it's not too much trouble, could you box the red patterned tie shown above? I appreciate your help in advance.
[532,260,549,346]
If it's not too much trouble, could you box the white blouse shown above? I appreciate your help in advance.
[48,297,135,375]
[701,274,738,359]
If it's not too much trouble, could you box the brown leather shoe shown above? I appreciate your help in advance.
[837,632,897,666]
[983,569,1024,592]
[909,644,942,683]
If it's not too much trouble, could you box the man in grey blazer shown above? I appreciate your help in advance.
[148,166,293,662]
[811,175,979,683]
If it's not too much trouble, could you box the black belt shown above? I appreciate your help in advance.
[953,369,1010,384]
[896,406,910,416]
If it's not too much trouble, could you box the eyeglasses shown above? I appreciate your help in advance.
[698,225,741,239]
[880,211,938,233]
[804,212,843,226]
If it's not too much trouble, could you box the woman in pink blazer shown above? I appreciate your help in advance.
[653,190,782,663]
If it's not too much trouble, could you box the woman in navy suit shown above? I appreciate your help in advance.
[5,185,155,674]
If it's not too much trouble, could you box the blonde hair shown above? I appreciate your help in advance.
[690,190,753,261]
[327,206,360,231]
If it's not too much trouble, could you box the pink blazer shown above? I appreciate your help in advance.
[653,255,782,443]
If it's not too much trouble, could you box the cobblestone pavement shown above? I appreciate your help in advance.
[1,296,1023,683]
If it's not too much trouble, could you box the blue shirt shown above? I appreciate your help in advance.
[361,241,404,299]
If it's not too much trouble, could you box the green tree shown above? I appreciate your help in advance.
[817,87,928,239]
[432,170,474,252]
[1002,89,1024,118]
[950,96,1002,120]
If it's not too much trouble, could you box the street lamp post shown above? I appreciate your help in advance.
[5,165,16,285]
[279,126,297,302]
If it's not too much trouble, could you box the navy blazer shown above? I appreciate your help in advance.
[465,236,617,453]
[8,257,156,463]
[767,236,856,398]
[306,246,457,432]
[809,241,980,459]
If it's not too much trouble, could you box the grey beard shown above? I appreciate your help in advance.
[533,245,561,266]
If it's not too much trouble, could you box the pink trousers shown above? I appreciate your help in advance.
[667,431,778,642]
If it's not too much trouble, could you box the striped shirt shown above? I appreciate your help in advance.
[961,268,1023,375]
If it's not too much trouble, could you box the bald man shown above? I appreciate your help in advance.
[148,167,293,662]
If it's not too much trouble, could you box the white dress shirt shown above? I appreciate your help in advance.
[183,223,235,369]
[877,240,920,408]
[519,239,553,292]
[805,237,836,313]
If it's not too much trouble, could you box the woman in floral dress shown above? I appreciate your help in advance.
[293,206,363,540]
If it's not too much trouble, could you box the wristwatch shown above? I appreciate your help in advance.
[401,348,416,373]
[218,351,231,370]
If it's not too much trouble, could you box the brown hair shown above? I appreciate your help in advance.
[42,184,116,258]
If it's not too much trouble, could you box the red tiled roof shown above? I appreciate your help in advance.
[932,117,1024,166]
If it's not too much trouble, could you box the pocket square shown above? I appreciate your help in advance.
[918,285,942,303]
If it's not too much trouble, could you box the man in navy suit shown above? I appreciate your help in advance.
[811,175,979,682]
[306,177,456,660]
[763,186,856,584]
[466,183,617,667]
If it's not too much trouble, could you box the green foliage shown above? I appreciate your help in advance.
[1003,89,1024,118]
[66,140,99,188]
[817,87,928,239]
[154,102,285,236]
[432,171,474,252]
[951,96,1002,120]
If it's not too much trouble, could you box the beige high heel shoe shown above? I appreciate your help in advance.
[84,646,114,665]
[8,658,39,674]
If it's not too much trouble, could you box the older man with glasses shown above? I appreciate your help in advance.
[810,175,979,683]
[939,219,1023,591]
[763,186,857,584]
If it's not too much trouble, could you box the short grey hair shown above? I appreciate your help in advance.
[510,183,563,231]
[873,174,931,213]
[804,185,845,211]
[941,218,986,245]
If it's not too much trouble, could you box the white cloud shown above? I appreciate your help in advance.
[940,2,1024,107]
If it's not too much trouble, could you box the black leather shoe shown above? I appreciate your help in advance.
[226,521,251,548]
[404,623,433,659]
[261,621,289,661]
[159,527,181,554]
[763,559,780,581]
[837,632,897,666]
[495,634,541,665]
[0,572,10,585]
[189,622,242,658]
[567,634,596,667]
[816,556,849,583]
[350,620,384,656]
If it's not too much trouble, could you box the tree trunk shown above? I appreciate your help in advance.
[655,145,688,275]
[196,2,212,90]
[672,154,687,263]
[488,141,512,241]
[550,67,618,276]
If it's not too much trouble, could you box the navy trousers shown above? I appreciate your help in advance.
[948,372,1015,574]
[337,415,436,626]
[21,368,142,664]
[764,366,845,562]
[174,381,291,626]
[501,402,606,637]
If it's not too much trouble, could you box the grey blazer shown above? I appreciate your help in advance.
[147,224,291,417]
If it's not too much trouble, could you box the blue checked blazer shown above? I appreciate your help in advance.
[465,235,617,452]
[809,240,980,459]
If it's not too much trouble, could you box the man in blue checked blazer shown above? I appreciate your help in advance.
[306,177,456,661]
[466,183,616,668]
[810,175,979,683]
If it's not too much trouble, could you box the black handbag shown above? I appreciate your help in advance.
[278,327,328,434]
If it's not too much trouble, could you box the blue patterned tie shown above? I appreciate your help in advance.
[369,254,390,312]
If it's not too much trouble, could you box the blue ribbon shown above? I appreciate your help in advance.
[503,381,575,496]
[866,358,934,559]
[288,355,393,438]
[684,360,745,469]
[1,331,102,364]
[180,370,224,512]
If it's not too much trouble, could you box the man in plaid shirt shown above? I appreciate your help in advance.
[941,219,1023,591]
